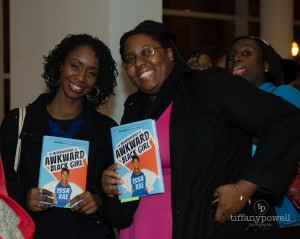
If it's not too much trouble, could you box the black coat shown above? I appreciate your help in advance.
[107,66,300,239]
[1,93,117,239]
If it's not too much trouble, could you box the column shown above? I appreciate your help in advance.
[260,0,293,58]
[235,0,249,37]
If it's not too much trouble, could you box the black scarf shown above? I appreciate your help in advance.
[121,60,188,124]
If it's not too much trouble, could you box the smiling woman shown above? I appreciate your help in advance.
[120,33,175,102]
[0,34,118,239]
[102,20,300,239]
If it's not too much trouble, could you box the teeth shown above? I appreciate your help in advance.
[70,82,83,91]
[140,70,152,78]
[234,66,242,71]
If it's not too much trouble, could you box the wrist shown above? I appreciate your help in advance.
[236,179,259,204]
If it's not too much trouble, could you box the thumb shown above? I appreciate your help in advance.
[214,188,220,197]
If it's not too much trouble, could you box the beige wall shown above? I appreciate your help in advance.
[10,0,162,123]
[5,0,296,124]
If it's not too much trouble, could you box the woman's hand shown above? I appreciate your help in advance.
[27,188,55,212]
[213,180,259,223]
[69,191,101,215]
[101,164,124,198]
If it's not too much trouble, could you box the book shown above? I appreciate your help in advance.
[110,119,165,202]
[38,136,89,208]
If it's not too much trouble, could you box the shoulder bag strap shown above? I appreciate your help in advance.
[0,155,8,196]
[13,107,26,172]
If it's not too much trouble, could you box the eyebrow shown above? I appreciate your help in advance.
[69,58,99,70]
[125,45,152,56]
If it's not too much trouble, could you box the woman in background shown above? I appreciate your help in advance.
[227,35,300,227]
[185,49,213,70]
[185,45,227,71]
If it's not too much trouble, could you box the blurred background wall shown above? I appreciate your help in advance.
[0,0,299,123]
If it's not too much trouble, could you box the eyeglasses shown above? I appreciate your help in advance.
[122,47,164,68]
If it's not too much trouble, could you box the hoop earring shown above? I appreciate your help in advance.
[264,63,269,72]
[46,63,62,86]
[46,78,60,86]
[86,86,101,103]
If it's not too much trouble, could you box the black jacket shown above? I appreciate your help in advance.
[107,66,300,239]
[1,93,117,239]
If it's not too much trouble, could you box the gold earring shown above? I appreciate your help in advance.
[264,63,269,72]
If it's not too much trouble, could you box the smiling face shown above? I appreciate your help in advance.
[227,38,268,87]
[59,45,99,101]
[122,34,174,101]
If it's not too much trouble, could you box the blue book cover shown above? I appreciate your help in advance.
[110,119,165,202]
[38,136,89,208]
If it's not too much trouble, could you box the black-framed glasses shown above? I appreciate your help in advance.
[122,47,164,68]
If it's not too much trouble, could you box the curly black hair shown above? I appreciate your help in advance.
[42,34,118,108]
[227,36,284,86]
[119,20,183,64]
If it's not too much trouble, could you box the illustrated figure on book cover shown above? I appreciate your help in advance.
[131,155,149,197]
[53,168,73,207]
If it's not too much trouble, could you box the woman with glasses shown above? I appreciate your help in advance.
[102,20,300,239]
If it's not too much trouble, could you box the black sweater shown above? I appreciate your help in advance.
[1,93,117,239]
[107,65,300,239]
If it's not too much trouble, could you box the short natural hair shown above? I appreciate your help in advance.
[61,168,69,174]
[131,155,140,162]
